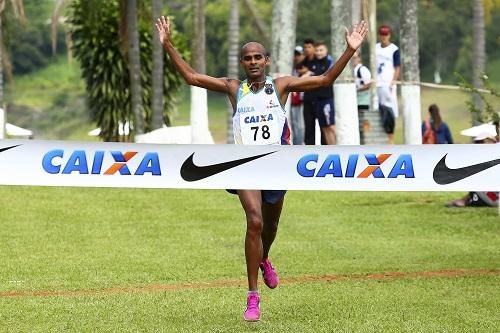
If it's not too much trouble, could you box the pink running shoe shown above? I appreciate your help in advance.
[260,258,279,289]
[243,293,260,321]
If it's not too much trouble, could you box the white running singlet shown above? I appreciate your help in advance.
[233,76,290,145]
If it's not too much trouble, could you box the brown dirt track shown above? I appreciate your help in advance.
[1,268,498,298]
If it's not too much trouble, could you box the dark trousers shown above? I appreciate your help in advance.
[303,101,316,145]
[303,101,326,145]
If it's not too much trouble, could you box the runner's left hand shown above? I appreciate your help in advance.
[345,20,368,51]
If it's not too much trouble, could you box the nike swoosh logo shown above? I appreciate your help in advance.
[0,145,21,153]
[433,154,500,185]
[180,151,277,182]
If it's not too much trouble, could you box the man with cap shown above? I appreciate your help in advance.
[376,24,400,144]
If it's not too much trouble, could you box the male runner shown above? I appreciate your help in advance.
[156,16,367,321]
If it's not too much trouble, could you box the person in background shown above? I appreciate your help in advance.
[422,104,453,144]
[376,24,400,144]
[301,38,318,145]
[310,41,336,144]
[352,51,371,111]
[446,124,498,207]
[290,46,306,145]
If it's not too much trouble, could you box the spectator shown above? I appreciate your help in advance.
[301,38,318,145]
[376,25,400,144]
[291,46,306,145]
[311,41,335,145]
[422,104,453,144]
[446,124,498,207]
[352,51,371,111]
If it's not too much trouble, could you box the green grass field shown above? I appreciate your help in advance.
[1,186,499,332]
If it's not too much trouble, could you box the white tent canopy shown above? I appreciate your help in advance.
[88,121,130,136]
[6,123,33,137]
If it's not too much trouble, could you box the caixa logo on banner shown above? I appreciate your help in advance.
[297,154,414,178]
[42,150,161,175]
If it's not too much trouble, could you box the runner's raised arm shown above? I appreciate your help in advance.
[155,16,238,95]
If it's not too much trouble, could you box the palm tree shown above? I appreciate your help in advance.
[366,0,377,112]
[0,0,25,138]
[190,0,212,143]
[351,0,362,24]
[270,0,298,76]
[151,0,163,129]
[125,0,144,135]
[226,0,239,143]
[70,0,186,141]
[472,0,486,124]
[400,0,421,144]
[331,0,359,145]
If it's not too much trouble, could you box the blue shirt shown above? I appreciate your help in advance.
[421,121,453,144]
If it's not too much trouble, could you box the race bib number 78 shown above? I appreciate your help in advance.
[240,111,280,145]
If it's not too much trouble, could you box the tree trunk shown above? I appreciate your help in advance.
[151,0,164,130]
[226,0,239,143]
[270,0,297,76]
[192,0,206,74]
[190,0,212,143]
[126,0,144,136]
[351,0,362,25]
[0,13,4,139]
[331,0,359,145]
[472,0,485,124]
[367,0,377,112]
[400,0,421,144]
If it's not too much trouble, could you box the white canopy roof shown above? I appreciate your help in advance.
[6,123,33,136]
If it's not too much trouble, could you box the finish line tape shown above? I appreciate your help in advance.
[0,140,499,191]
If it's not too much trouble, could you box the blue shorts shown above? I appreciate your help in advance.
[315,98,335,127]
[226,189,287,205]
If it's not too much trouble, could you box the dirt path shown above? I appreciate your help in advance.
[1,268,498,298]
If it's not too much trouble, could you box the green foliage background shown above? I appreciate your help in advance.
[168,0,500,84]
[69,0,188,141]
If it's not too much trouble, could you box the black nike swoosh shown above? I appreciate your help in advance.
[0,145,21,153]
[433,154,500,185]
[180,151,277,182]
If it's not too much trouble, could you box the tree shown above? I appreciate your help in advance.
[242,0,270,47]
[366,0,377,112]
[400,0,421,144]
[70,0,187,141]
[472,0,486,124]
[0,0,25,138]
[270,0,298,76]
[331,0,359,145]
[151,0,164,129]
[226,0,238,143]
[124,0,144,135]
[190,0,212,144]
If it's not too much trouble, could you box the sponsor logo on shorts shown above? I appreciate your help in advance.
[433,154,500,185]
[42,150,161,175]
[297,153,414,178]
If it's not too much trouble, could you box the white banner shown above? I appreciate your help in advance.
[0,139,499,191]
